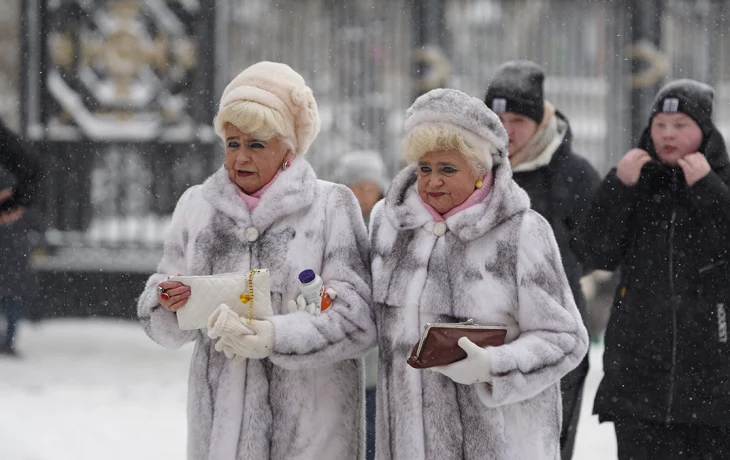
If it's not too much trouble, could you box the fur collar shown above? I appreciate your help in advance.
[383,162,530,241]
[201,157,317,231]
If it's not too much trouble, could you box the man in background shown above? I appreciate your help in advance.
[0,118,43,356]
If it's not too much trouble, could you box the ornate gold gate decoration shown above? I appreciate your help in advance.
[28,0,217,142]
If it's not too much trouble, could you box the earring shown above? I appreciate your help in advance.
[281,160,291,171]
[475,180,483,189]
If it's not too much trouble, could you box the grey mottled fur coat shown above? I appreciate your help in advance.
[370,157,589,460]
[138,158,376,460]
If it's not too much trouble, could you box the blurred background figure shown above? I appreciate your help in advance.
[331,150,390,225]
[485,60,600,460]
[0,119,43,357]
[331,148,389,460]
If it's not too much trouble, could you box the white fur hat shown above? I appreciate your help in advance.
[405,88,508,171]
[214,61,321,155]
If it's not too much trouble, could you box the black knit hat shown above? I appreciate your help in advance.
[650,79,714,135]
[484,60,545,124]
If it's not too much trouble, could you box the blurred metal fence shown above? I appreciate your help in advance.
[663,0,730,142]
[225,0,621,178]
[1,0,729,270]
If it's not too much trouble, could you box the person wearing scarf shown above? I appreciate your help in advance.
[485,60,600,460]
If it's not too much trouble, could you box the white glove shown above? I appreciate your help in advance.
[430,337,493,385]
[214,318,275,361]
[207,303,254,339]
[287,288,337,316]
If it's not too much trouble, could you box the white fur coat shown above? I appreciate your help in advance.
[138,158,376,460]
[370,161,589,460]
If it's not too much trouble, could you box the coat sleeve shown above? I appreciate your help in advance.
[475,212,589,407]
[137,187,199,349]
[571,169,635,271]
[268,185,377,370]
[0,121,44,207]
[565,156,601,275]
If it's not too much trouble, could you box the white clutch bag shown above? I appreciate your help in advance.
[170,269,273,330]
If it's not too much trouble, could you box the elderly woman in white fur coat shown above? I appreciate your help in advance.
[137,62,376,460]
[370,88,588,460]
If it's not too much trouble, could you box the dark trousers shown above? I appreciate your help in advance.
[614,417,730,460]
[560,356,589,460]
[0,296,22,348]
[365,387,376,460]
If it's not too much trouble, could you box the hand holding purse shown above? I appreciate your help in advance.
[170,269,273,330]
[407,319,507,369]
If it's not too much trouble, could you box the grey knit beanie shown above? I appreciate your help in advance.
[650,79,714,135]
[484,60,545,124]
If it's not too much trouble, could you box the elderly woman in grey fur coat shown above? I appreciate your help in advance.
[369,88,589,460]
[138,61,376,460]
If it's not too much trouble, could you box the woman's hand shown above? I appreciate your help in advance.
[287,288,338,316]
[430,337,493,385]
[616,149,652,186]
[157,279,191,312]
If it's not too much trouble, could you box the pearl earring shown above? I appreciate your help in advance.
[475,180,483,189]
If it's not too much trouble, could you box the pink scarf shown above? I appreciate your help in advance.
[419,171,494,222]
[232,169,282,211]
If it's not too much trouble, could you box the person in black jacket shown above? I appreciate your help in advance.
[484,60,600,460]
[573,79,730,459]
[0,119,43,356]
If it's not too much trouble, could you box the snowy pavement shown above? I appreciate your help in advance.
[0,319,617,460]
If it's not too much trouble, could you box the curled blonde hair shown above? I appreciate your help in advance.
[214,101,296,152]
[403,124,487,176]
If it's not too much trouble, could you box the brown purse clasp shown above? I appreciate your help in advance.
[407,319,508,369]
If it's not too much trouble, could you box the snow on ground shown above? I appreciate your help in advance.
[0,319,617,460]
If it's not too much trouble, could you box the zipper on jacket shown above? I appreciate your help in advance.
[665,173,679,424]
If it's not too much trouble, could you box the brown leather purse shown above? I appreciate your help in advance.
[407,319,508,369]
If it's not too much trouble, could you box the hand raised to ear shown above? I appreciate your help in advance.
[616,149,652,186]
[678,153,711,186]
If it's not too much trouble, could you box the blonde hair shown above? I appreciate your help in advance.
[403,124,487,176]
[214,101,296,152]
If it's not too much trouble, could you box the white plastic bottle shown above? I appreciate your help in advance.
[297,269,332,313]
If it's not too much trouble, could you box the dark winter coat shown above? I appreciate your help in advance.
[573,124,730,427]
[0,120,43,299]
[511,111,600,325]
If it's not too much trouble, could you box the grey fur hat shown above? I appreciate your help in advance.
[484,60,545,124]
[405,88,508,171]
[331,150,390,195]
[650,79,715,134]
